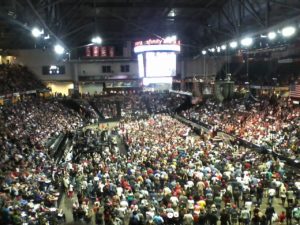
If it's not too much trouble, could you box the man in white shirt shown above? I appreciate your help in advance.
[240,206,250,225]
[183,212,194,225]
[268,187,276,205]
[187,197,195,211]
[170,194,179,207]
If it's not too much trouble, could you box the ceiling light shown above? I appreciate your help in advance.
[211,48,215,52]
[202,50,207,55]
[282,26,296,37]
[168,9,176,17]
[229,41,238,48]
[221,45,227,50]
[31,27,43,38]
[241,37,253,47]
[268,31,277,40]
[54,44,65,55]
[217,47,221,52]
[91,36,102,44]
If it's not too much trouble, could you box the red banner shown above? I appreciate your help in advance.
[108,46,114,57]
[100,46,107,57]
[85,46,91,57]
[93,46,99,57]
[85,45,115,57]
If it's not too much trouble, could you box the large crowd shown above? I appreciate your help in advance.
[51,114,300,225]
[91,98,119,119]
[0,88,299,225]
[181,97,300,159]
[0,65,45,95]
[0,97,82,224]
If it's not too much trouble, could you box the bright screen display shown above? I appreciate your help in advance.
[42,65,65,75]
[145,52,176,77]
[143,77,173,85]
[137,54,145,78]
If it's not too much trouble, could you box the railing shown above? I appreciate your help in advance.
[48,133,65,157]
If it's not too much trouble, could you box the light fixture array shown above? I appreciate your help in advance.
[201,25,297,55]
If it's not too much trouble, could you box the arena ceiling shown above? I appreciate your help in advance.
[1,0,300,56]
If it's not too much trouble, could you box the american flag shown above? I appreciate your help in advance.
[290,84,300,98]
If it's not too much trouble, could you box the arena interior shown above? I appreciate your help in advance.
[1,0,300,225]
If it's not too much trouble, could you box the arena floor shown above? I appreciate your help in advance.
[58,188,292,225]
[57,122,296,225]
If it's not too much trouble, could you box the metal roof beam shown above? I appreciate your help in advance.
[58,1,210,8]
[270,0,300,11]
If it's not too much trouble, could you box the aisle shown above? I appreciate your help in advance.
[115,133,128,156]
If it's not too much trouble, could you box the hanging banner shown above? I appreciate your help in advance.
[83,45,115,58]
[100,46,107,57]
[93,46,99,57]
[108,46,115,57]
[85,46,91,57]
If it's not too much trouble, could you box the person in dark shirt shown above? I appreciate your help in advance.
[230,205,239,225]
[220,209,231,225]
[233,186,241,208]
[197,209,207,225]
[256,184,264,207]
[285,206,293,225]
[260,215,268,225]
[265,204,275,225]
[206,209,218,225]
[251,214,261,225]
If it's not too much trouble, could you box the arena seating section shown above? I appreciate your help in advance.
[0,64,300,224]
[0,64,45,95]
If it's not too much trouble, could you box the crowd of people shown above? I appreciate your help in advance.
[0,96,83,224]
[0,65,45,95]
[91,98,119,119]
[181,97,300,159]
[51,114,300,225]
[89,92,186,120]
[0,89,299,225]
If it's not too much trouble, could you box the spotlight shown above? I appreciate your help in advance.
[229,41,238,49]
[91,36,102,44]
[268,31,277,40]
[241,37,253,47]
[282,26,296,37]
[217,47,221,52]
[54,44,65,55]
[211,48,215,52]
[31,27,43,38]
[202,50,207,55]
[221,45,227,50]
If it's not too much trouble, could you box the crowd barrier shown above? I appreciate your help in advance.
[47,133,65,157]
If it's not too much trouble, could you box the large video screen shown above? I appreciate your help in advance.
[145,52,176,77]
[137,54,145,78]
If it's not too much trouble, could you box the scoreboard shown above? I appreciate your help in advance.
[134,36,180,80]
